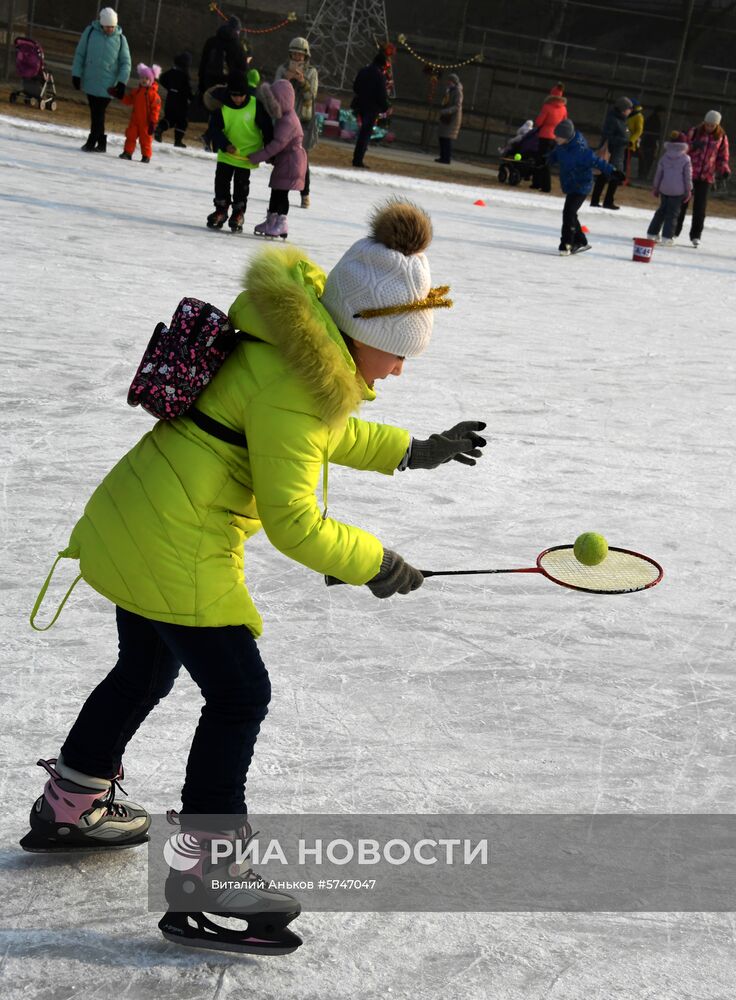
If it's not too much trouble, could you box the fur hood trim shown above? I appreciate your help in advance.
[258,81,283,119]
[240,246,364,426]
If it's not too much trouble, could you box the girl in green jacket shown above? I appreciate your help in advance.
[23,200,486,954]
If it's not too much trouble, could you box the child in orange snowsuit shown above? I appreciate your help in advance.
[116,62,161,162]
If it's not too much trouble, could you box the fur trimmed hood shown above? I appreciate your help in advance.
[258,79,295,118]
[229,246,366,427]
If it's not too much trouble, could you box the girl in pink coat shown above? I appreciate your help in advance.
[249,79,307,239]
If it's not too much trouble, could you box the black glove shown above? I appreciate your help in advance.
[366,549,424,599]
[108,82,126,100]
[611,169,626,182]
[72,76,81,91]
[408,421,487,470]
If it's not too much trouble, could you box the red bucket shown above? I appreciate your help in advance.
[632,237,656,263]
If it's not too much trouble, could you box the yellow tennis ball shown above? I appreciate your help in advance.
[573,532,608,566]
[513,152,522,160]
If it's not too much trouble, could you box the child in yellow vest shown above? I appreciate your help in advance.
[206,71,273,232]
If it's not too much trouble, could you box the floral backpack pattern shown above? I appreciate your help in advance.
[127,298,239,420]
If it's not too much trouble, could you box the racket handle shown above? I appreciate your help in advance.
[324,571,434,587]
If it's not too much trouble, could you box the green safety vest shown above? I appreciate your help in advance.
[217,100,263,169]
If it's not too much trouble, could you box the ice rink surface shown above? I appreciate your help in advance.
[1,115,735,999]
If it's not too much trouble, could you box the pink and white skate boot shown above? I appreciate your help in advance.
[253,212,275,236]
[265,213,288,240]
[20,757,151,853]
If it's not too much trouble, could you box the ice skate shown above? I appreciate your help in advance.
[558,243,571,256]
[649,233,662,243]
[266,213,288,241]
[141,155,151,163]
[691,238,700,247]
[159,815,302,956]
[229,202,245,233]
[206,201,228,230]
[570,242,591,254]
[661,237,674,246]
[253,212,275,237]
[93,134,107,153]
[80,133,96,152]
[300,194,310,208]
[119,151,132,160]
[20,757,150,853]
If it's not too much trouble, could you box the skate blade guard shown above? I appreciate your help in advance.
[158,910,303,956]
[20,828,150,853]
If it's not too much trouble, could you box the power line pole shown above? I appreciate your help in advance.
[662,0,696,145]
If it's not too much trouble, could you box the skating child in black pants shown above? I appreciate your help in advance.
[205,72,273,232]
[547,118,623,255]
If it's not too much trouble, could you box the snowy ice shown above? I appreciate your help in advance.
[1,114,736,999]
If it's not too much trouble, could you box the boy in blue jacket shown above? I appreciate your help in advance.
[546,119,624,255]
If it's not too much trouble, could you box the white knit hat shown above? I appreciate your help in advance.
[704,109,722,125]
[99,7,118,26]
[322,201,447,358]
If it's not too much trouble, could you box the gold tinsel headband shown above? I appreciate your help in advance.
[353,285,453,320]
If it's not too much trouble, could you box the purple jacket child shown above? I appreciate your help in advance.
[249,79,307,191]
[653,138,693,197]
[647,136,693,241]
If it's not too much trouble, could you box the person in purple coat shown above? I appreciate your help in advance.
[249,79,307,240]
[646,131,693,245]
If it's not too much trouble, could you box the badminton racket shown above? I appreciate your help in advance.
[325,545,663,596]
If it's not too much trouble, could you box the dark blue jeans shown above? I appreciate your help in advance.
[61,607,271,815]
[648,193,684,239]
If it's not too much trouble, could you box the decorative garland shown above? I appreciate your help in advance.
[378,40,396,101]
[208,3,297,34]
[397,33,481,101]
[397,34,482,72]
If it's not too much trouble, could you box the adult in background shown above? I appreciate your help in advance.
[638,105,661,180]
[71,7,131,153]
[275,37,319,207]
[627,97,644,179]
[675,110,731,247]
[531,81,567,191]
[590,95,632,210]
[435,73,463,164]
[198,16,249,96]
[351,50,390,168]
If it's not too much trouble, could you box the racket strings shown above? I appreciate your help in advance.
[539,548,661,593]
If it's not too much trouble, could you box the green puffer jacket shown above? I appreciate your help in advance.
[65,247,410,636]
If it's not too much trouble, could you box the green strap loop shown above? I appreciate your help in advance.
[30,550,82,632]
[322,449,329,520]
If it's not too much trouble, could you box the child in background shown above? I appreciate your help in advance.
[205,71,273,232]
[546,118,623,255]
[647,131,692,245]
[498,119,534,156]
[249,79,307,240]
[155,52,193,148]
[115,63,161,162]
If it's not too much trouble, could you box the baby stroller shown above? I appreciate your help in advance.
[498,123,539,186]
[9,37,57,111]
